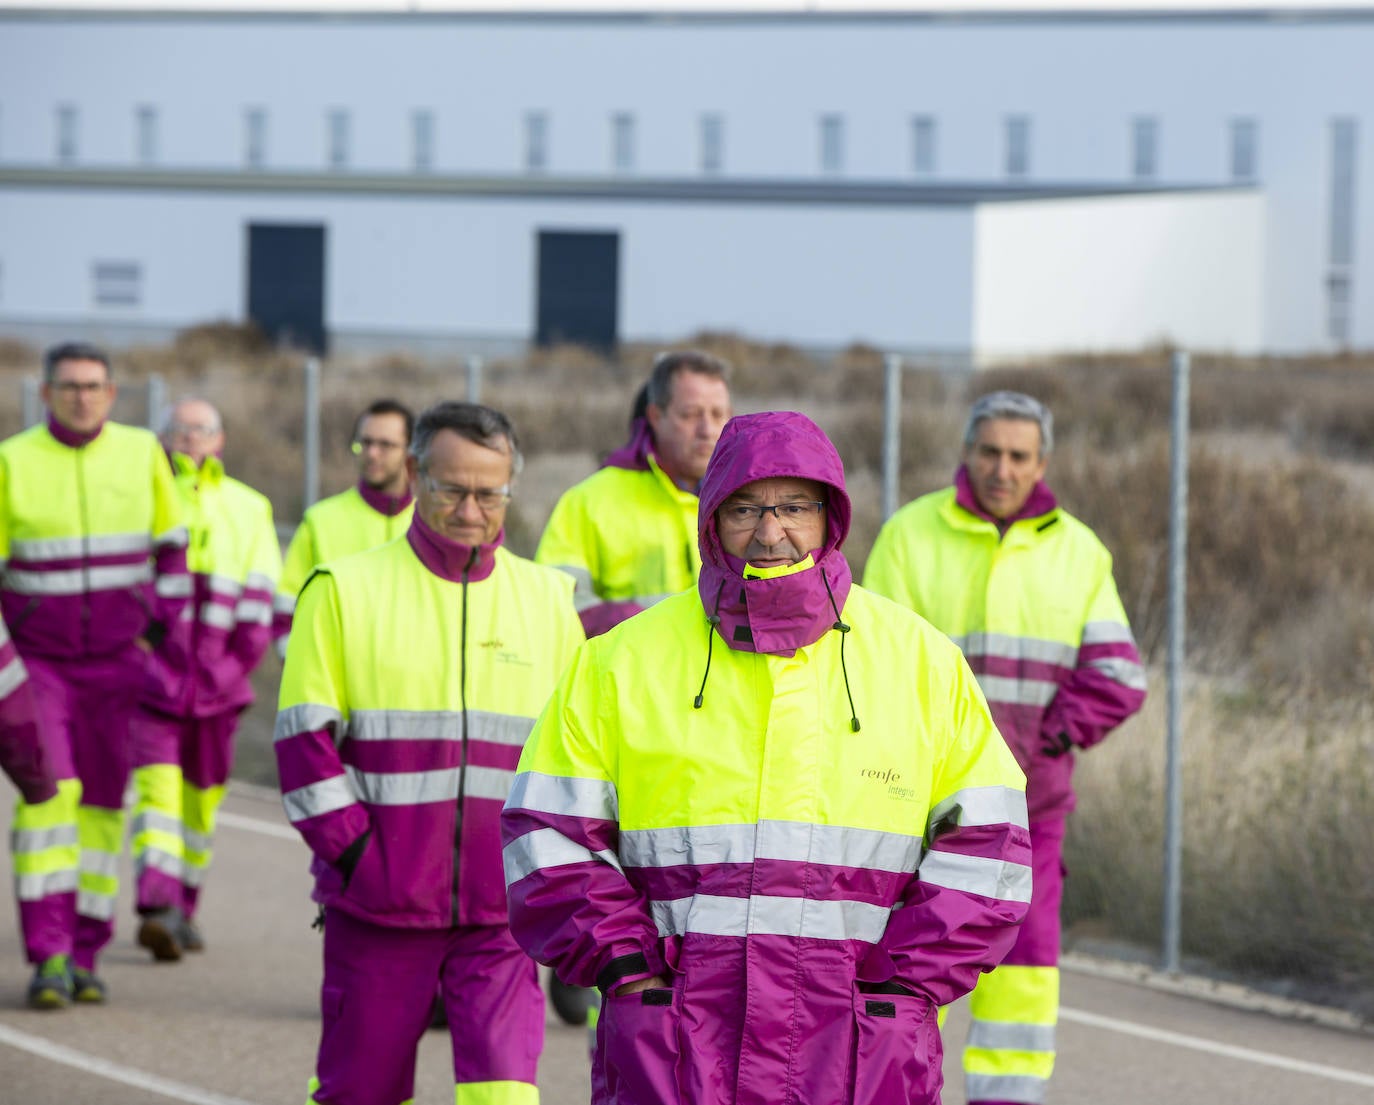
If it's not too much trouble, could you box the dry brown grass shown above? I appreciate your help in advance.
[5,327,1374,1012]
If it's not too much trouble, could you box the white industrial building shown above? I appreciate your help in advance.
[0,1,1365,359]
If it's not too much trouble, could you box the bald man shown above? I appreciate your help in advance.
[129,398,281,961]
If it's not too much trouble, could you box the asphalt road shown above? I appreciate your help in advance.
[2,783,1372,1105]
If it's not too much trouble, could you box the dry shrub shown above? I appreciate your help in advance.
[1065,683,1374,1017]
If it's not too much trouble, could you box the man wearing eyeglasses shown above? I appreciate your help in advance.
[864,392,1146,1105]
[273,398,415,658]
[537,349,732,638]
[0,341,189,1009]
[127,397,281,962]
[505,410,1029,1105]
[277,401,583,1105]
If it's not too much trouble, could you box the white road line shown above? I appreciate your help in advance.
[0,1022,267,1105]
[216,810,298,841]
[1061,1007,1374,1088]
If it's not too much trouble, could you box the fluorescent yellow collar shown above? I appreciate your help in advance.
[742,553,816,581]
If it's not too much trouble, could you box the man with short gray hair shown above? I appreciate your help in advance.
[276,400,583,1105]
[130,396,280,961]
[864,390,1146,1105]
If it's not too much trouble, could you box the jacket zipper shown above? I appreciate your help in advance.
[452,544,479,925]
[76,445,91,655]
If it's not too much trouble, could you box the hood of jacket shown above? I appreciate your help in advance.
[696,411,853,656]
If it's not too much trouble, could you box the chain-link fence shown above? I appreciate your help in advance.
[4,335,1373,1019]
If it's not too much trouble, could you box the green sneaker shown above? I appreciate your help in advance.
[27,954,73,1010]
[70,966,108,1004]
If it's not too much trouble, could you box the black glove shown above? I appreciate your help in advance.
[1042,731,1074,758]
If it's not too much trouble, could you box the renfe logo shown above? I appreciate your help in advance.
[860,767,901,785]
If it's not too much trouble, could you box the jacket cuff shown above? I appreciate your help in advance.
[596,951,659,994]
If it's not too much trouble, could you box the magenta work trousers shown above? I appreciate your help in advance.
[312,908,544,1105]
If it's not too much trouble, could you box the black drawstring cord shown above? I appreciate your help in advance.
[821,571,861,733]
[693,579,727,710]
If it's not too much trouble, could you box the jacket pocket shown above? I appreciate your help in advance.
[849,987,941,1105]
[596,985,681,1105]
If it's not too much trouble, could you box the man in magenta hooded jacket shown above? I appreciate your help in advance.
[504,410,1031,1105]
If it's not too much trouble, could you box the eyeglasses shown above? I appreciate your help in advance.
[168,422,220,439]
[718,501,825,530]
[52,380,109,396]
[421,475,511,512]
[352,437,406,455]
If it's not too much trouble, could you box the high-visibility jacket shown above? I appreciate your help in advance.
[276,519,583,930]
[0,420,188,661]
[502,585,1031,1105]
[863,485,1146,820]
[144,453,281,719]
[535,456,699,614]
[273,483,413,651]
[0,613,56,805]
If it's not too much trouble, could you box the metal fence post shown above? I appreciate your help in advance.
[21,377,41,428]
[146,374,166,432]
[881,353,902,522]
[303,357,321,510]
[1162,349,1190,974]
[466,355,483,404]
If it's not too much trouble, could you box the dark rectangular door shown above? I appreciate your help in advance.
[247,223,327,354]
[535,230,619,350]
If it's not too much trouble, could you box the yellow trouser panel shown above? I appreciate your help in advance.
[455,1081,538,1105]
[12,779,82,885]
[182,779,227,879]
[964,964,1059,1104]
[77,805,126,919]
[132,763,185,876]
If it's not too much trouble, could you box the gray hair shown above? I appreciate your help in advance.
[645,350,731,410]
[963,391,1054,456]
[160,397,223,437]
[410,401,524,477]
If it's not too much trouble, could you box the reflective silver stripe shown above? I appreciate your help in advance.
[650,893,893,942]
[927,786,1030,833]
[10,533,151,560]
[347,709,534,748]
[1082,620,1137,647]
[200,603,236,630]
[206,574,243,599]
[156,573,194,598]
[6,563,153,594]
[15,870,78,900]
[0,654,27,698]
[632,592,674,607]
[343,763,517,805]
[968,1019,1057,1052]
[0,618,9,645]
[235,599,273,626]
[552,565,598,612]
[504,770,618,821]
[77,889,117,921]
[11,825,79,853]
[346,765,458,805]
[274,704,344,744]
[80,849,120,879]
[619,820,921,875]
[154,525,190,551]
[244,572,276,594]
[975,674,1059,708]
[137,848,184,879]
[918,850,1032,903]
[282,775,357,822]
[183,828,213,854]
[952,632,1077,669]
[273,591,297,615]
[1091,655,1148,691]
[965,1073,1046,1104]
[129,809,181,837]
[502,826,624,886]
[182,864,207,887]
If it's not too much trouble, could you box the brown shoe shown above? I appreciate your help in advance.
[137,910,184,962]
